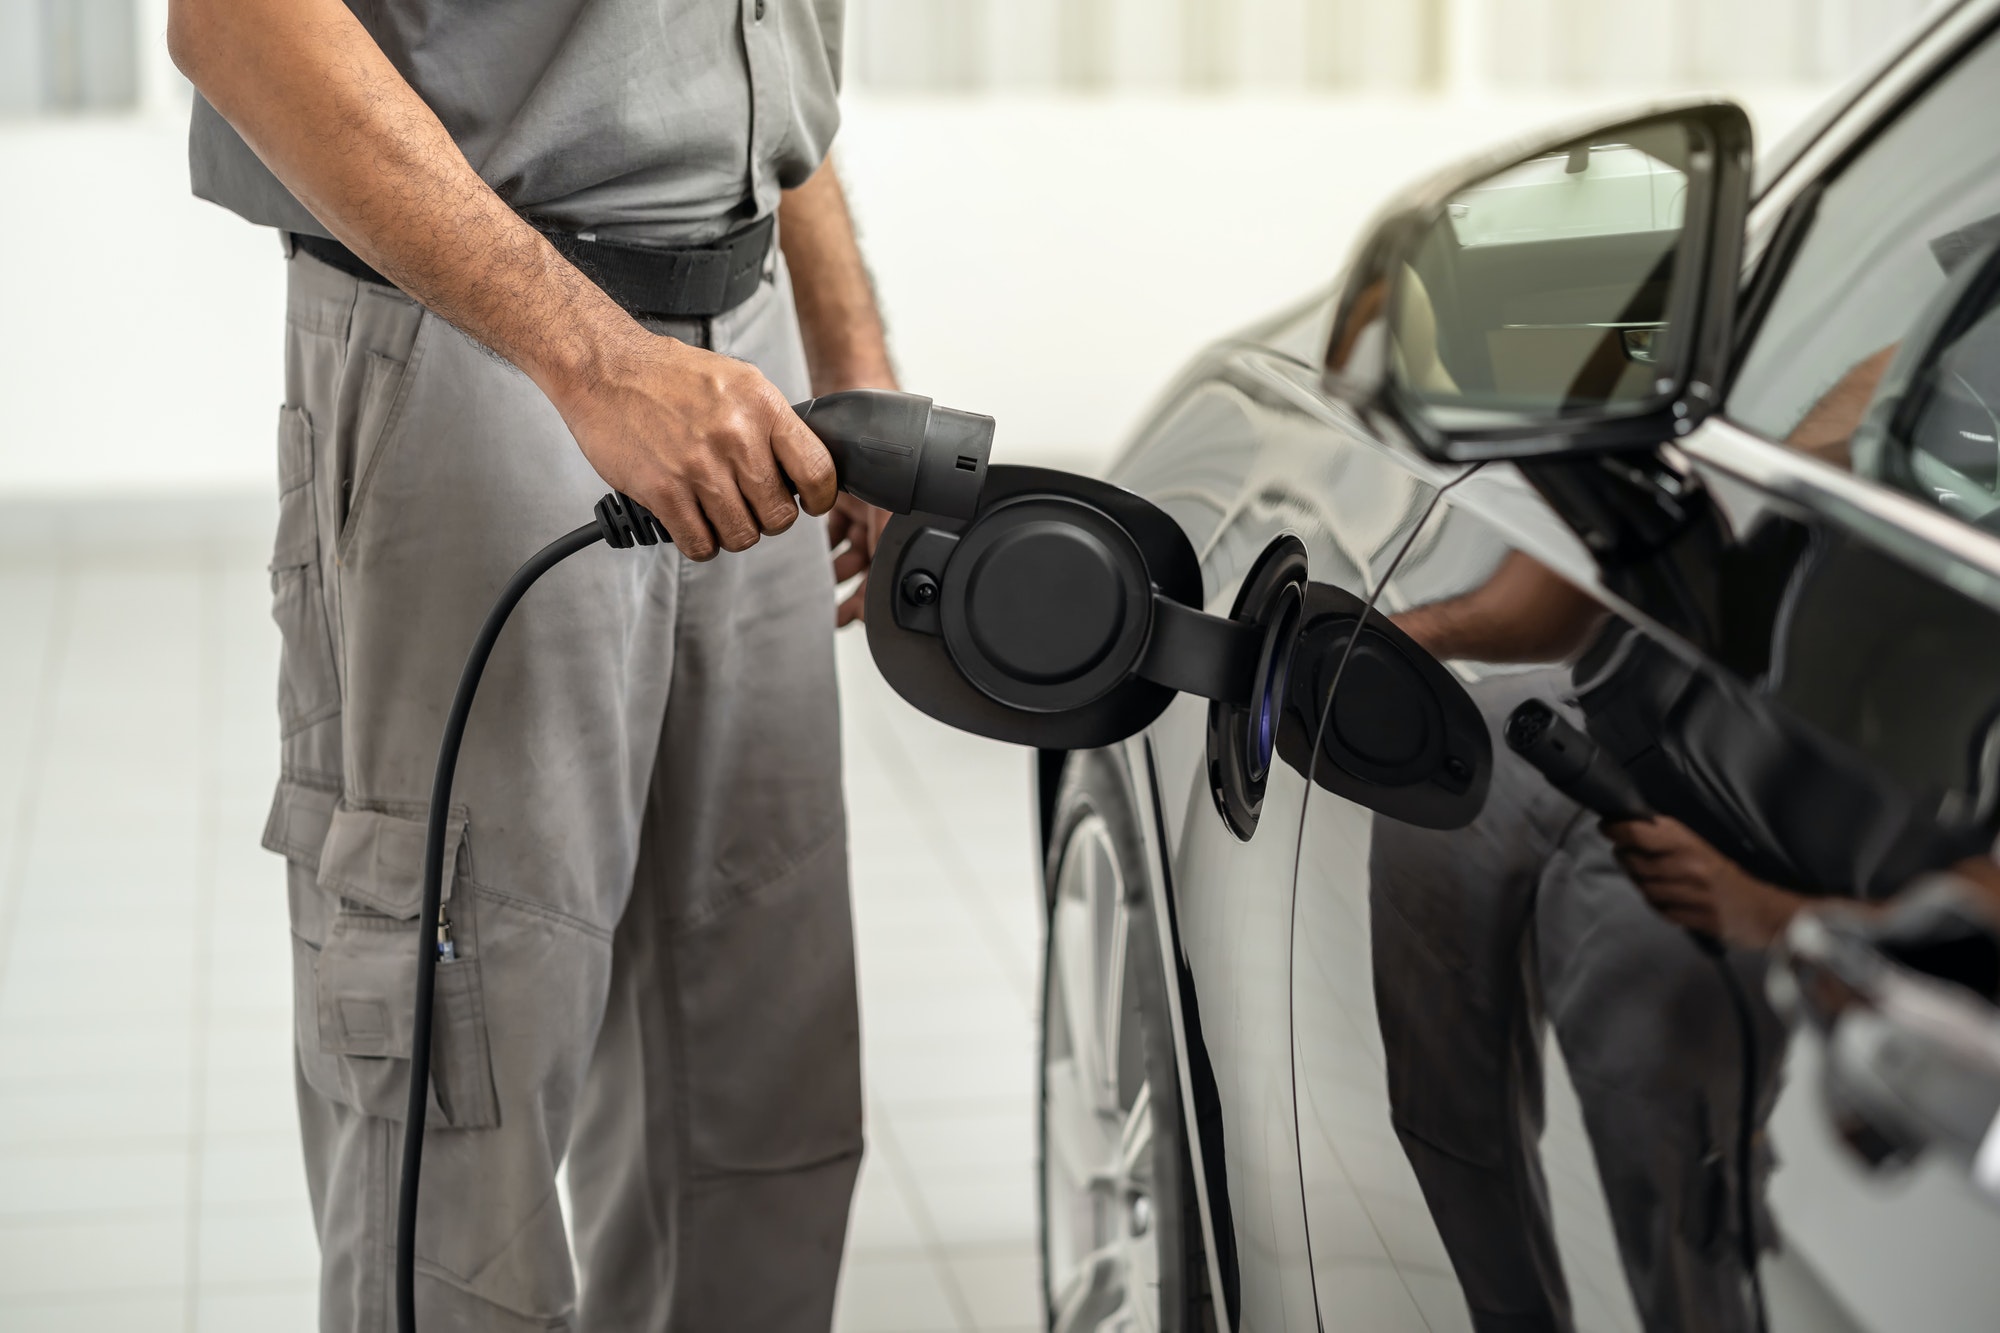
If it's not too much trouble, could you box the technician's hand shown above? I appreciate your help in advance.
[1605,815,1805,950]
[828,494,891,626]
[556,328,838,561]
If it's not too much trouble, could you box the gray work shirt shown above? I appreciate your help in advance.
[189,0,843,244]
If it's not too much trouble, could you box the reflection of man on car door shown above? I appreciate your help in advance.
[1371,557,1785,1333]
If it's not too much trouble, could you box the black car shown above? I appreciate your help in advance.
[856,2,2000,1328]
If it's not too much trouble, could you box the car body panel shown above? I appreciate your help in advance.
[1071,4,2000,1328]
[1106,327,1476,1328]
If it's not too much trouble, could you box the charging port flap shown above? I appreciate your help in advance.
[865,465,1250,749]
[1275,585,1493,830]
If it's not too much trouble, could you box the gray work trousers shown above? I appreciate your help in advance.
[263,248,863,1332]
[1371,669,1785,1333]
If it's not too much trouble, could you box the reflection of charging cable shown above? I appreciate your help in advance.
[1506,699,1769,1333]
[393,391,994,1333]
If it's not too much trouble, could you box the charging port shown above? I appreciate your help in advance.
[1207,538,1308,839]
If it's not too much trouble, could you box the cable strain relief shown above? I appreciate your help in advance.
[595,492,667,549]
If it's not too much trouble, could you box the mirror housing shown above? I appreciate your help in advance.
[1324,100,1754,463]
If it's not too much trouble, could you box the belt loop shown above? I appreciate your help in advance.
[279,230,297,259]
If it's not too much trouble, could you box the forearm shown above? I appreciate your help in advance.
[1393,551,1604,663]
[168,0,635,411]
[778,162,895,393]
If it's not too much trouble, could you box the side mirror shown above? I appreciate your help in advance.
[1325,100,1754,462]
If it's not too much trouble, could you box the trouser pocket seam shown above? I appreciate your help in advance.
[335,311,431,566]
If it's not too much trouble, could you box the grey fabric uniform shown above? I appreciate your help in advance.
[271,251,861,1332]
[191,0,844,245]
[199,2,863,1327]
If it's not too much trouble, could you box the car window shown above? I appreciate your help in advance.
[1844,255,2000,527]
[1728,31,2000,474]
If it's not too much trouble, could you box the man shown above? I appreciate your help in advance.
[167,1,887,1328]
[1380,560,1790,1332]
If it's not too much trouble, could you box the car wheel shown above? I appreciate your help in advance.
[1040,750,1212,1333]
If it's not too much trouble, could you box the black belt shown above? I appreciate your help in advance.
[290,212,775,320]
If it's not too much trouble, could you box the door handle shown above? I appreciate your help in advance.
[1779,882,2000,1194]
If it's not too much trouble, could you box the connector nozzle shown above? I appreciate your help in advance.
[793,390,993,519]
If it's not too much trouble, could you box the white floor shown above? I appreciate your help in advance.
[0,505,1046,1332]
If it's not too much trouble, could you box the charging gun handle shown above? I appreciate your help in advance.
[1504,698,1724,965]
[593,391,996,550]
[1504,699,1652,822]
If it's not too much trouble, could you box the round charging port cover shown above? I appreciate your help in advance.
[865,464,1204,750]
[938,494,1155,713]
[1207,537,1308,840]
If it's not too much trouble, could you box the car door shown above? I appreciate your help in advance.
[1289,8,2000,1332]
[1676,12,2000,1327]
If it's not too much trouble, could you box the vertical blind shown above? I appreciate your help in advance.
[1,0,139,114]
[845,0,1947,93]
[0,0,1951,114]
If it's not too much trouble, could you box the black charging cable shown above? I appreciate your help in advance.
[397,493,670,1333]
[1505,700,1769,1333]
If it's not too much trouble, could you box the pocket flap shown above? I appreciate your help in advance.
[262,778,339,870]
[317,911,417,1059]
[316,803,468,919]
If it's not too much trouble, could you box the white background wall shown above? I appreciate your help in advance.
[0,0,1938,495]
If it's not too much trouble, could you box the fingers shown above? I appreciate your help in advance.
[1631,874,1708,909]
[836,583,868,627]
[1616,855,1709,898]
[737,455,800,536]
[832,545,871,584]
[827,494,888,627]
[692,468,764,555]
[1663,905,1721,938]
[1622,870,1721,938]
[648,492,719,562]
[771,402,839,517]
[1602,815,1688,853]
[825,502,856,550]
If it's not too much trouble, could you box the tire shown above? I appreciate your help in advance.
[1039,749,1213,1333]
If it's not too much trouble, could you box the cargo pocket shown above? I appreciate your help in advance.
[297,802,500,1130]
[271,406,341,736]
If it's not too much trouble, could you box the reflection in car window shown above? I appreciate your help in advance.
[1446,145,1688,249]
[1400,124,1695,419]
[1851,257,2000,527]
[1728,33,2000,472]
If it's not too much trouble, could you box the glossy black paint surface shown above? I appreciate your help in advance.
[1060,11,2000,1329]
